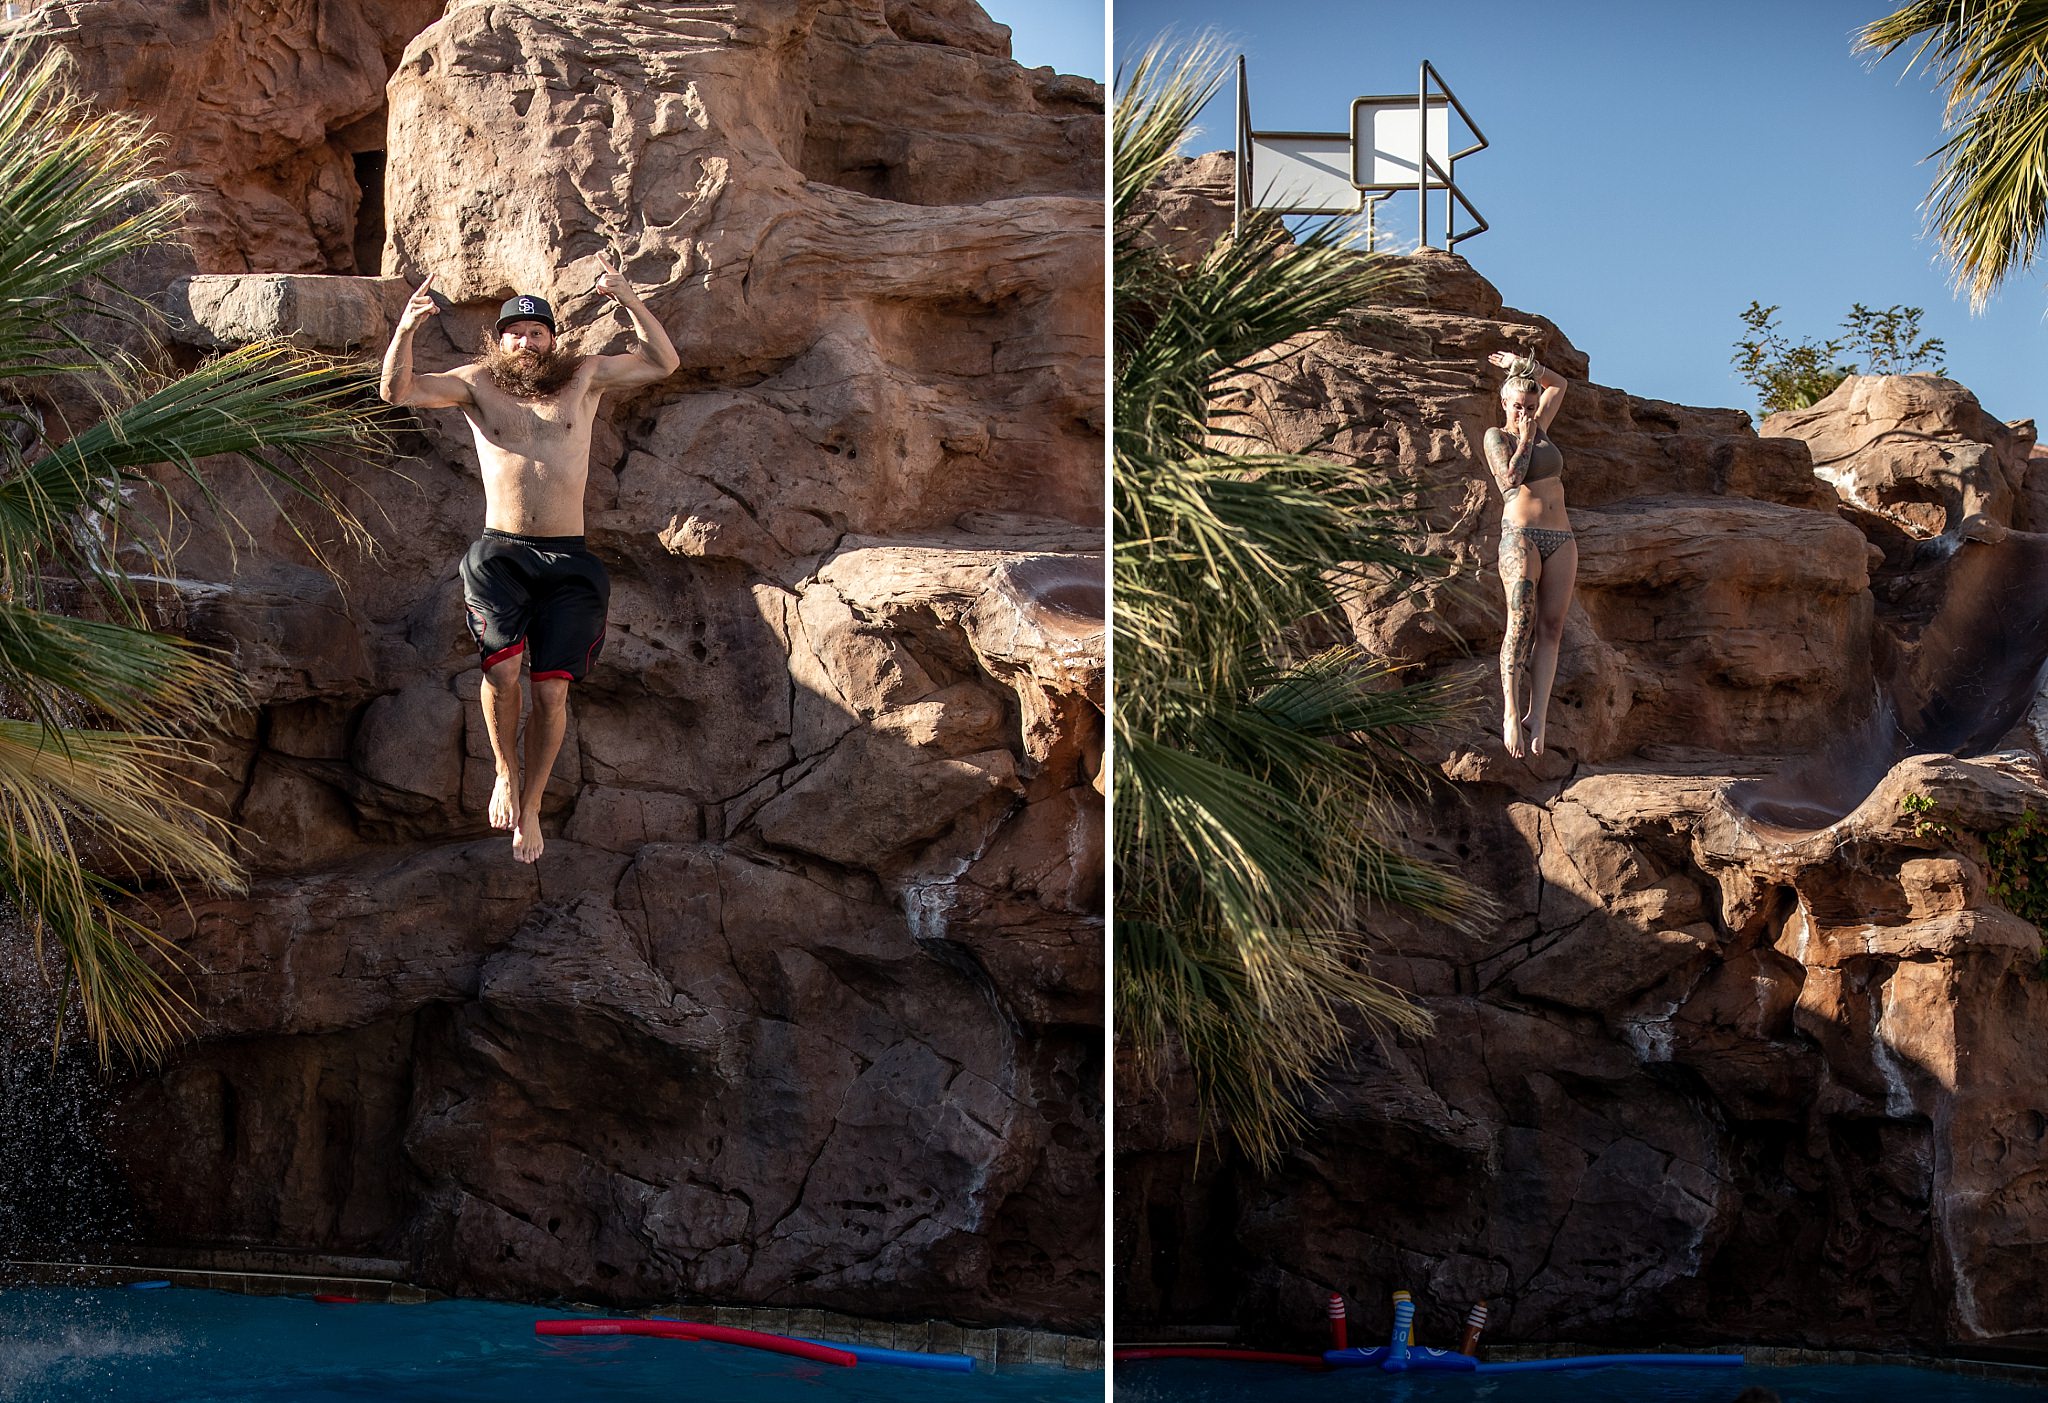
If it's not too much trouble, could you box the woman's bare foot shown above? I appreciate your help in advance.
[512,806,545,864]
[1502,709,1525,758]
[489,771,520,830]
[1526,712,1547,756]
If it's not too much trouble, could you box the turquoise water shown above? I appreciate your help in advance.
[1114,1357,2048,1400]
[0,1288,1103,1402]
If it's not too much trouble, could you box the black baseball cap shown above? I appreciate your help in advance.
[496,294,556,333]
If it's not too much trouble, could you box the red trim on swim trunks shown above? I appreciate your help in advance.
[530,669,575,682]
[481,639,527,669]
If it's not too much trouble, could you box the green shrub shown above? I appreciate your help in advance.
[1733,302,1946,415]
[1900,794,2048,975]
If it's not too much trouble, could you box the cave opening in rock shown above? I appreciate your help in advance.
[352,150,387,277]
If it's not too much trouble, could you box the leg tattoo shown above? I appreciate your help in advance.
[1499,534,1538,758]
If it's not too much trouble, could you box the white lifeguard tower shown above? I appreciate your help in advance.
[1234,56,1489,251]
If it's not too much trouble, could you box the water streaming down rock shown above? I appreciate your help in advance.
[1734,520,2048,833]
[0,907,137,1262]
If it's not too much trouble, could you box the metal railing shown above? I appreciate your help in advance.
[1415,60,1488,249]
[1233,55,1489,253]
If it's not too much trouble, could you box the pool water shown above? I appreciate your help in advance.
[0,1287,1103,1402]
[1114,1357,2048,1400]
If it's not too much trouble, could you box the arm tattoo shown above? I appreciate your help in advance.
[1483,428,1525,497]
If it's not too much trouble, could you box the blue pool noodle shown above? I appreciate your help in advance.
[1326,1347,1742,1374]
[792,1338,975,1372]
[1476,1353,1745,1373]
[1386,1295,1414,1369]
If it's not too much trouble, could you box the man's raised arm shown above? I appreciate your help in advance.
[588,254,681,389]
[380,274,474,408]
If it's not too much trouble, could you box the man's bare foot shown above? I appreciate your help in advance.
[512,807,545,863]
[1502,710,1525,758]
[489,771,520,830]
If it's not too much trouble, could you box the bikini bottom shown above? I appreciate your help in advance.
[1501,524,1573,561]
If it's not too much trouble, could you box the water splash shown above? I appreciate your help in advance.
[0,904,138,1261]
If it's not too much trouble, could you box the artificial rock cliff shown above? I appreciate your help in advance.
[1119,157,2048,1354]
[9,0,1103,1331]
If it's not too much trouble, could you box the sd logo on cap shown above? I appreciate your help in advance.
[496,295,556,333]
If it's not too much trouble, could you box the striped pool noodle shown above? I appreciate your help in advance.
[1388,1292,1414,1367]
[1459,1301,1488,1356]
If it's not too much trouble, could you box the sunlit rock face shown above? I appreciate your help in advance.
[14,0,444,273]
[1118,156,2048,1354]
[15,0,1102,1330]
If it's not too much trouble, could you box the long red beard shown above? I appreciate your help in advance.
[477,335,581,397]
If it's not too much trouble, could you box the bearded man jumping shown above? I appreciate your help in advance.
[378,256,679,862]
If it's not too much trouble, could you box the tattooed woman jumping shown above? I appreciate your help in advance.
[1481,349,1573,758]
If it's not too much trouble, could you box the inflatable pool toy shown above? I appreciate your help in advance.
[1459,1301,1488,1355]
[1388,1290,1414,1367]
[535,1318,856,1366]
[1326,1344,1476,1372]
[1118,1288,1748,1379]
[1324,1345,1742,1373]
[1317,1288,1744,1376]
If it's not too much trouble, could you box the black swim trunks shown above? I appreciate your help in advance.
[459,529,610,682]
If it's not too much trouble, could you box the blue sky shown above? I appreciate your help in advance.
[982,0,1105,81]
[1115,0,2048,426]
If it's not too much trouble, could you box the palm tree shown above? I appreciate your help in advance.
[1860,0,2048,307]
[0,35,387,1064]
[1114,35,1490,1169]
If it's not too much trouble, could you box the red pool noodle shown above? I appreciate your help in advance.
[313,1295,358,1304]
[1115,1347,1329,1369]
[535,1319,857,1367]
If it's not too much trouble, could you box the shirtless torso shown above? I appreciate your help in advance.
[450,359,604,535]
[378,263,679,863]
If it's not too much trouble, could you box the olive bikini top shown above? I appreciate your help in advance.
[1487,427,1563,484]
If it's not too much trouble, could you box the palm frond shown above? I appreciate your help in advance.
[0,597,239,736]
[1112,33,1235,228]
[1859,0,2048,305]
[1114,33,1489,1168]
[0,30,387,1063]
[0,717,247,1063]
[1927,84,2048,306]
[4,842,195,1065]
[0,342,386,588]
[0,36,181,381]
